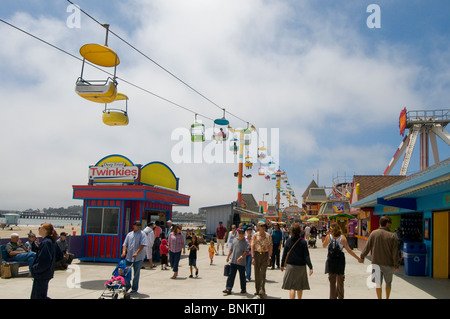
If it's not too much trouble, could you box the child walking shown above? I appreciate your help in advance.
[208,241,217,265]
[159,238,169,270]
[188,235,199,278]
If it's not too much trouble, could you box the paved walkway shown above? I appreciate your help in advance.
[1,243,448,299]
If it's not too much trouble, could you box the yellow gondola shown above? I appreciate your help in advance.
[245,154,253,169]
[258,143,267,160]
[102,93,129,126]
[75,43,119,103]
[75,25,120,104]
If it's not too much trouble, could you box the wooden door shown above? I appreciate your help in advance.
[433,211,449,278]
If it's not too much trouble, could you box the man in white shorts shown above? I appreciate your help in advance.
[216,221,227,255]
[143,222,155,268]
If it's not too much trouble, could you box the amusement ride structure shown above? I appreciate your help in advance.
[384,108,450,175]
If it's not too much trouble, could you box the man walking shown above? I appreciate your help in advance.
[271,222,282,269]
[216,221,227,255]
[223,228,250,295]
[251,221,272,298]
[121,221,147,294]
[360,216,400,299]
[142,222,155,269]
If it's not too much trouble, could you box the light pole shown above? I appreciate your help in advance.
[260,192,269,214]
[229,124,256,204]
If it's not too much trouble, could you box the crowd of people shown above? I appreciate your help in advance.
[3,224,74,299]
[3,216,401,300]
[219,216,400,299]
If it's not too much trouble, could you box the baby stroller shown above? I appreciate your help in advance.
[308,236,317,248]
[99,259,132,299]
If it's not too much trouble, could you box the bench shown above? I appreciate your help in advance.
[1,245,29,277]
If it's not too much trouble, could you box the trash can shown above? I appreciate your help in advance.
[402,242,427,276]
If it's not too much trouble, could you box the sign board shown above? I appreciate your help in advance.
[332,202,345,214]
[399,107,407,136]
[89,162,139,183]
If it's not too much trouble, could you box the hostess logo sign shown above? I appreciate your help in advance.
[89,162,139,183]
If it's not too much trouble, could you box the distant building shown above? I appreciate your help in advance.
[201,194,263,237]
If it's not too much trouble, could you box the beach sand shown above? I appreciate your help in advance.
[0,224,82,240]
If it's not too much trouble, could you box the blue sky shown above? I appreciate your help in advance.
[0,0,449,213]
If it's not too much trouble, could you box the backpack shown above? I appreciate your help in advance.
[328,236,343,259]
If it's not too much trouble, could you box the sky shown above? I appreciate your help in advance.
[0,0,449,213]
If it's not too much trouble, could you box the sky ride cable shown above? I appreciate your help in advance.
[0,16,214,123]
[65,0,255,128]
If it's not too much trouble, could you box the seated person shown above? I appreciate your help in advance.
[5,233,36,271]
[25,232,40,253]
[55,232,74,269]
[105,267,126,288]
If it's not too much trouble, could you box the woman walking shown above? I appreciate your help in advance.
[168,225,185,279]
[30,223,63,299]
[322,223,363,299]
[281,224,313,299]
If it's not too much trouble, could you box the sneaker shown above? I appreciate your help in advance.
[222,289,231,295]
[189,275,193,278]
[240,290,247,294]
[196,269,199,277]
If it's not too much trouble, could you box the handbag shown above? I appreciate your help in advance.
[224,264,231,277]
[1,263,12,279]
[283,237,301,268]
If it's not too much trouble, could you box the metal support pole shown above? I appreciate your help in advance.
[420,127,429,171]
[237,130,244,204]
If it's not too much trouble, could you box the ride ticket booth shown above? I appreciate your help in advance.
[72,154,190,262]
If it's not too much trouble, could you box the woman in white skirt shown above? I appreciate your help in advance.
[281,224,313,299]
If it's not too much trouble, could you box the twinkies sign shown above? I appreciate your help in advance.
[89,162,139,183]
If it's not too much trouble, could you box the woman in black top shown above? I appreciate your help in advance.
[322,223,363,299]
[281,224,313,299]
[30,223,63,299]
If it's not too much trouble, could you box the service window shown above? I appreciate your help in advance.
[86,207,119,235]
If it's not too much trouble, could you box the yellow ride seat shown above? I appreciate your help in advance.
[75,78,118,103]
[102,93,129,126]
[102,111,129,126]
[75,44,120,104]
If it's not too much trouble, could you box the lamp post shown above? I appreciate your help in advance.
[229,123,256,204]
[260,192,269,214]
